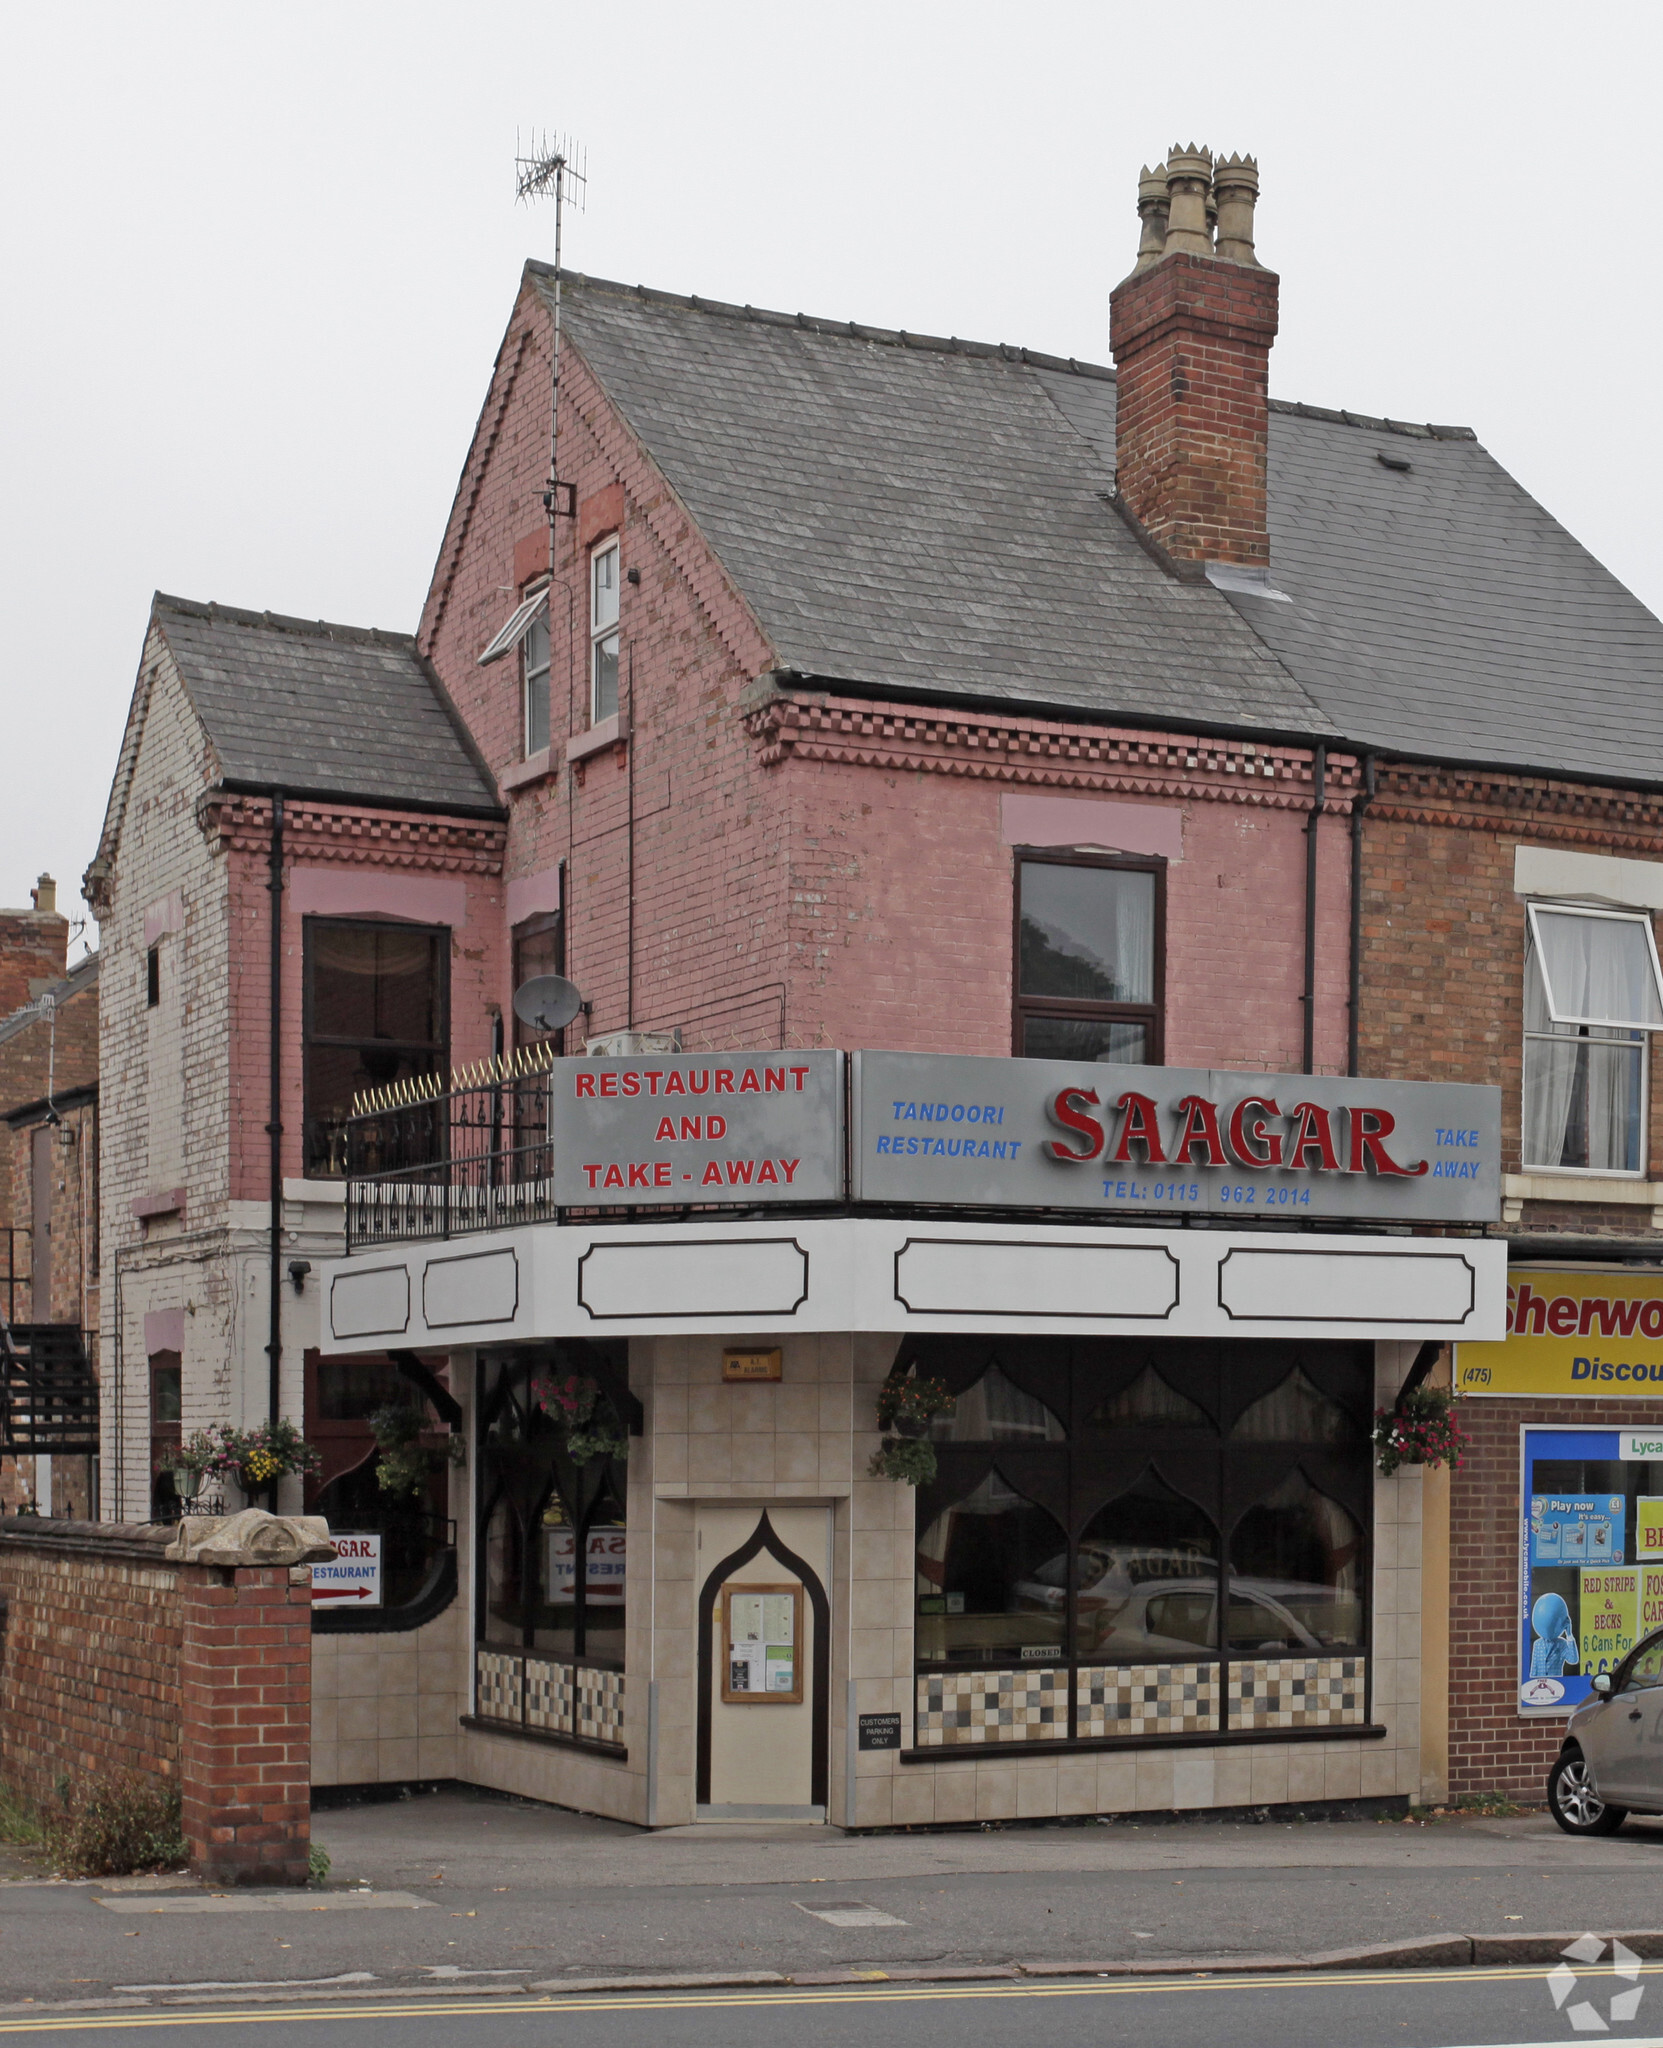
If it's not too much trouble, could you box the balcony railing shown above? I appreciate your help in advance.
[343,1076,558,1251]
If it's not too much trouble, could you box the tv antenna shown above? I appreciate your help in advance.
[516,131,587,575]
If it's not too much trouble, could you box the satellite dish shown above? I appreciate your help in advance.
[512,975,584,1033]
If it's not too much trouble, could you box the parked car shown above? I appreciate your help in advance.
[1548,1626,1663,1835]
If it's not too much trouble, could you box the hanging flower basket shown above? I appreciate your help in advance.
[529,1371,629,1467]
[175,1420,322,1498]
[1373,1386,1469,1476]
[869,1375,956,1483]
[368,1404,466,1501]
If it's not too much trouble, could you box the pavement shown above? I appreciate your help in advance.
[4,1790,1663,2011]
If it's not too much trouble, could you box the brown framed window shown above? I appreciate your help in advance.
[149,1351,182,1521]
[1013,850,1163,1064]
[303,918,449,1175]
[512,910,564,1053]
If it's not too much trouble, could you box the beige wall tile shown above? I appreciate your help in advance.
[974,1768,1017,1820]
[378,1696,419,1742]
[1015,1768,1059,1818]
[416,1736,458,1779]
[1249,1750,1289,1806]
[379,1738,419,1780]
[1322,1749,1362,1801]
[337,1696,379,1744]
[890,1771,937,1827]
[1134,1754,1175,1810]
[1285,1748,1326,1803]
[418,1692,460,1737]
[310,1700,337,1745]
[311,1743,340,1786]
[336,1738,378,1783]
[854,1776,894,1827]
[1212,1750,1254,1809]
[931,1767,978,1824]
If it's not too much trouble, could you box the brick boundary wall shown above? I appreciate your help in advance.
[1448,1397,1663,1800]
[0,1520,314,1883]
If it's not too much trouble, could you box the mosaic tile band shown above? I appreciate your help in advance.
[1229,1656,1366,1728]
[474,1647,626,1748]
[915,1667,1069,1746]
[1076,1663,1219,1738]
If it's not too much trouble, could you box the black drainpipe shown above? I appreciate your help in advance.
[266,794,285,1496]
[1347,754,1377,1077]
[1301,744,1327,1074]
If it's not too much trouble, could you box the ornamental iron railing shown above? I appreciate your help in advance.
[343,1077,556,1250]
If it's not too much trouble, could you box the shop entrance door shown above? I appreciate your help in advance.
[696,1506,830,1820]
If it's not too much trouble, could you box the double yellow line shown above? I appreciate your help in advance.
[3,1961,1659,2034]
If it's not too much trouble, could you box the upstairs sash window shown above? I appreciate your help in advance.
[1523,906,1663,1174]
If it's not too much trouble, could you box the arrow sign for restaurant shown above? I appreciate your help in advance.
[311,1532,382,1608]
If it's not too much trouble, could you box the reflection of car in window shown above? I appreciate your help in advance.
[1014,1547,1338,1659]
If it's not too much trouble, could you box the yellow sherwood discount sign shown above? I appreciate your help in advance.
[1456,1271,1663,1396]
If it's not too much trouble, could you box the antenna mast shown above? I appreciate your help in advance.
[516,132,588,574]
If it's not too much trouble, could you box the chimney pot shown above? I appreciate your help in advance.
[1162,144,1214,256]
[1133,164,1170,273]
[1109,145,1279,568]
[30,875,56,915]
[1213,153,1262,266]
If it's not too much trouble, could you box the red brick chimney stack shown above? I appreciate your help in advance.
[0,875,68,1021]
[1109,146,1279,568]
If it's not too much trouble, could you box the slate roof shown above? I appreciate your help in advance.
[550,268,1663,785]
[550,271,1334,740]
[152,595,500,815]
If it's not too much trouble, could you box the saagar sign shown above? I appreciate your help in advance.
[852,1053,1499,1223]
[311,1533,382,1608]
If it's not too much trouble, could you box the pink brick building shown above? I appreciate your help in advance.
[87,144,1663,1835]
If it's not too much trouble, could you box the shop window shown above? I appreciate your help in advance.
[1086,1365,1211,1431]
[522,612,551,756]
[1230,1366,1359,1443]
[1522,904,1663,1175]
[915,1470,1068,1667]
[929,1361,1065,1442]
[148,1352,182,1521]
[476,1349,629,1669]
[304,1354,457,1624]
[1014,854,1162,1063]
[1074,1472,1219,1660]
[907,1339,1373,1747]
[590,539,620,723]
[1228,1471,1363,1651]
[303,920,448,1175]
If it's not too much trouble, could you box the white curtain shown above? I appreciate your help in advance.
[1534,910,1663,1028]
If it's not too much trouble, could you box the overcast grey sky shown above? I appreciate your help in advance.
[4,1,1658,936]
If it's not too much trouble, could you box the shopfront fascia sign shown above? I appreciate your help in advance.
[1457,1270,1663,1397]
[851,1052,1500,1225]
[546,1051,844,1207]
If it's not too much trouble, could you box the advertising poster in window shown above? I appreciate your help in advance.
[1459,1271,1663,1396]
[1520,1429,1663,1713]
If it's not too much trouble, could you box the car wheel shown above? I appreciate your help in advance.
[1549,1750,1627,1836]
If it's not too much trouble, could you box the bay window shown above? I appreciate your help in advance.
[1523,904,1663,1174]
[1014,853,1162,1063]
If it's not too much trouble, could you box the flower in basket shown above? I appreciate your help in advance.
[529,1372,628,1467]
[176,1419,321,1497]
[869,1374,957,1484]
[1372,1385,1470,1476]
[369,1402,466,1501]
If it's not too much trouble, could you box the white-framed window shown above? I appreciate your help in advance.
[1522,903,1663,1175]
[589,539,620,724]
[522,612,550,757]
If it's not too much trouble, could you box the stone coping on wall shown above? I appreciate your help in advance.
[0,1516,176,1566]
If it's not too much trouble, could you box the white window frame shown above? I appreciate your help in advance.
[521,613,551,759]
[1522,900,1663,1179]
[589,538,620,725]
[476,585,549,667]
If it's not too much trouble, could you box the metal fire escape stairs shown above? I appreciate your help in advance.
[0,1319,100,1456]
